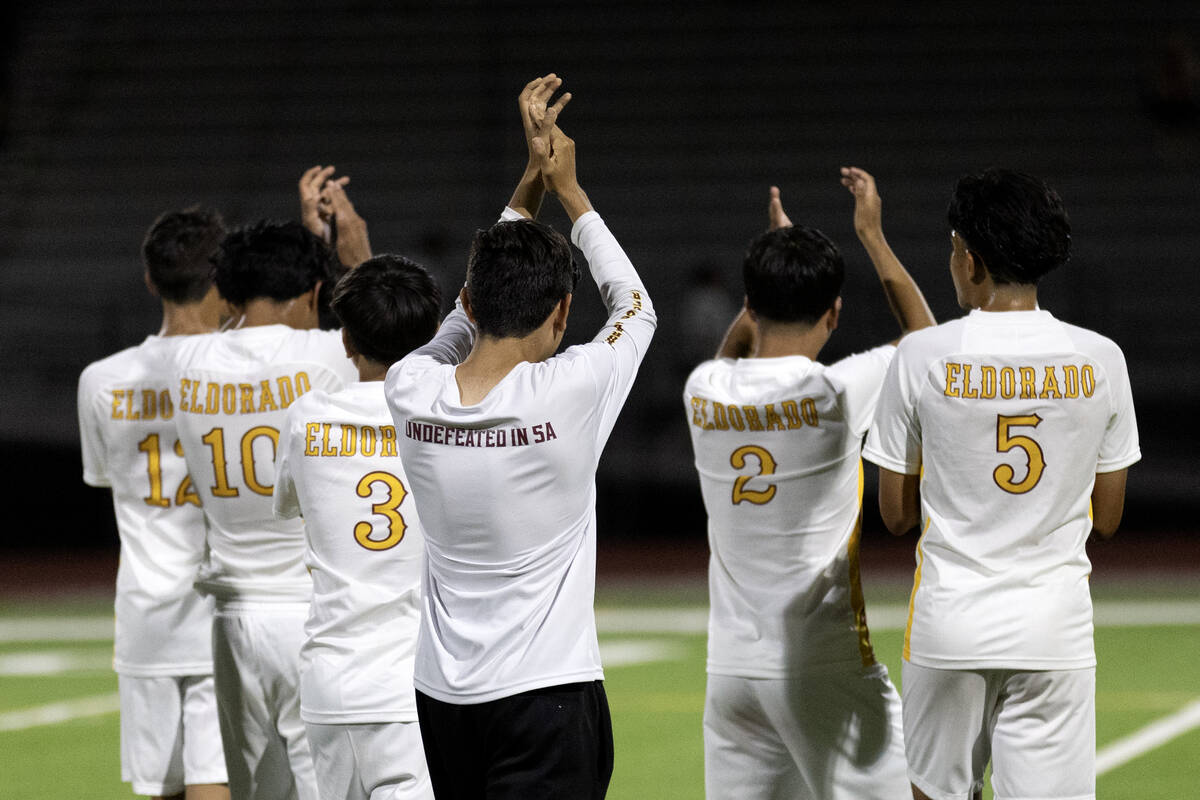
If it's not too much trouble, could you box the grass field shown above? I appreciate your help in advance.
[2,579,1198,799]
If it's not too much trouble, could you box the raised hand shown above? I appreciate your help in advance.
[299,165,349,241]
[839,166,882,239]
[320,180,371,268]
[521,74,572,166]
[767,186,793,231]
[532,126,592,222]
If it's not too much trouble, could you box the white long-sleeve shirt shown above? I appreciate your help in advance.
[384,209,656,704]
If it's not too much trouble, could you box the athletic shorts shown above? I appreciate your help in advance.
[703,664,908,800]
[213,604,317,800]
[901,661,1096,800]
[415,681,613,800]
[118,673,227,796]
[307,721,432,800]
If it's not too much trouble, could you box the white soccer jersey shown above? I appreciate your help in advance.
[685,346,895,677]
[78,335,214,676]
[863,309,1140,669]
[171,325,357,603]
[274,382,424,724]
[385,209,656,704]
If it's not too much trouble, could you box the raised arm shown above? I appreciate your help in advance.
[509,74,572,219]
[321,180,372,269]
[839,167,935,338]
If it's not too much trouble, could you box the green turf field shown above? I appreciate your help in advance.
[2,581,1198,799]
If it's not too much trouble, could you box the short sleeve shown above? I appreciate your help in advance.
[825,344,896,438]
[77,367,111,487]
[273,406,303,520]
[862,344,922,475]
[1096,348,1140,473]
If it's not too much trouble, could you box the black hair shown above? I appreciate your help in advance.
[464,219,579,338]
[947,168,1071,285]
[742,225,844,325]
[330,255,443,366]
[214,220,338,306]
[141,206,226,303]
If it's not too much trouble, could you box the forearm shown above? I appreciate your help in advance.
[507,165,545,220]
[857,228,934,336]
[716,308,756,359]
[555,185,593,224]
[334,214,371,269]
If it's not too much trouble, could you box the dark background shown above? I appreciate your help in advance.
[1,0,1197,559]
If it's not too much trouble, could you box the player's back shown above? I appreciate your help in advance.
[685,347,893,676]
[274,383,424,723]
[78,335,213,675]
[171,324,356,603]
[866,309,1140,667]
[389,342,622,703]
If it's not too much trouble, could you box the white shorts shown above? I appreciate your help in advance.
[118,673,227,796]
[213,604,317,800]
[901,661,1096,800]
[703,663,908,800]
[306,721,433,800]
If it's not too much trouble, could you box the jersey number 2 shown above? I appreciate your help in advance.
[730,445,778,505]
[354,471,407,551]
[993,414,1045,494]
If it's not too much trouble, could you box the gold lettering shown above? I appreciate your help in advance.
[712,402,729,431]
[801,398,819,427]
[295,371,311,397]
[126,389,140,420]
[111,390,125,419]
[304,423,321,456]
[742,406,764,431]
[159,389,174,420]
[361,426,377,456]
[980,366,996,399]
[239,383,255,414]
[727,405,745,431]
[1063,364,1079,398]
[1082,365,1095,397]
[221,384,236,415]
[1019,367,1036,399]
[178,379,190,413]
[944,362,962,397]
[141,389,158,420]
[1000,367,1016,399]
[204,383,220,414]
[764,403,785,431]
[381,426,398,457]
[339,424,357,457]
[1040,366,1062,399]
[189,379,201,413]
[782,400,803,429]
[277,376,296,408]
[320,423,338,457]
[960,364,979,398]
[258,380,278,412]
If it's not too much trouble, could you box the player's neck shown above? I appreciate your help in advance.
[753,324,828,360]
[455,335,549,405]
[974,283,1039,313]
[235,297,317,330]
[158,300,220,337]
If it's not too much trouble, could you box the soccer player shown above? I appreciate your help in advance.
[384,76,655,799]
[273,256,441,800]
[171,214,359,800]
[863,168,1140,800]
[684,169,935,799]
[78,208,230,800]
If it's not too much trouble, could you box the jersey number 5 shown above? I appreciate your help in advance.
[730,444,778,505]
[993,413,1045,494]
[354,471,407,551]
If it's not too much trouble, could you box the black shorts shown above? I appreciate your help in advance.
[416,680,614,799]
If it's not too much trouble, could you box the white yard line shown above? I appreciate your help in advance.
[0,650,111,676]
[0,617,113,642]
[1096,698,1200,775]
[0,693,119,733]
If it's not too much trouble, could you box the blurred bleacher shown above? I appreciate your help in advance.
[1,0,1198,546]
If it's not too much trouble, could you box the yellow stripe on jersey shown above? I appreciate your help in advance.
[902,515,933,662]
[848,459,877,668]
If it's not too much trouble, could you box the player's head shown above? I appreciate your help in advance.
[947,168,1071,293]
[330,255,443,367]
[742,225,845,326]
[141,206,226,304]
[214,220,338,318]
[464,219,579,339]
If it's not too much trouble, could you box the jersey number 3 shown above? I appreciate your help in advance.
[354,471,407,551]
[730,445,778,505]
[993,414,1045,494]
